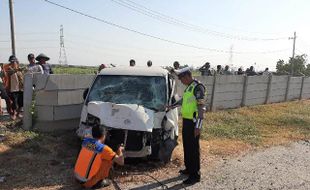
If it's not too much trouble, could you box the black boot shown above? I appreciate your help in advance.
[92,179,111,189]
[183,174,200,185]
[179,169,189,175]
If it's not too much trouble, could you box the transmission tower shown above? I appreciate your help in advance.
[59,25,68,65]
[228,44,234,66]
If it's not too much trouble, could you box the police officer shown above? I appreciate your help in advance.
[175,67,206,185]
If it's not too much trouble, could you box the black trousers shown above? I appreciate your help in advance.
[11,91,23,111]
[182,119,200,176]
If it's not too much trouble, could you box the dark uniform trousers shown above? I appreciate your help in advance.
[182,118,200,176]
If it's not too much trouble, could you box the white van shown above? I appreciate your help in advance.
[77,66,179,162]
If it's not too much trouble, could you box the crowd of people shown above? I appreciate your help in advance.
[198,62,272,76]
[96,60,273,79]
[1,57,273,118]
[199,62,272,76]
[0,53,52,119]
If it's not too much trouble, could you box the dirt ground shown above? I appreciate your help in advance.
[0,117,248,190]
[123,141,310,190]
[2,122,308,190]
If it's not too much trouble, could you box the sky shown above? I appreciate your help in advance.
[1,0,310,71]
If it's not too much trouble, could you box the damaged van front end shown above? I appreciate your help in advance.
[77,67,179,162]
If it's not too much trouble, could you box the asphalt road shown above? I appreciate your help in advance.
[127,141,310,190]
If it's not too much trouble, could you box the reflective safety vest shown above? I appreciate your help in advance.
[74,138,106,183]
[181,81,198,119]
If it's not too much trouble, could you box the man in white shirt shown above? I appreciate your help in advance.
[26,53,43,74]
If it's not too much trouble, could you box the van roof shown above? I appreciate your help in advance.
[98,66,169,77]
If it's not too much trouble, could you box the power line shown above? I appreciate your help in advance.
[111,0,288,41]
[120,0,264,35]
[42,0,289,54]
[65,33,289,56]
[66,39,220,58]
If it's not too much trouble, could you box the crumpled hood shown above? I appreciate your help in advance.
[87,101,154,132]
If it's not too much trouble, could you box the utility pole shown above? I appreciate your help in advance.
[59,25,68,65]
[289,31,297,75]
[9,0,16,56]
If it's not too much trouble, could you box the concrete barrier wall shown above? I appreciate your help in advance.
[302,77,310,99]
[176,75,310,111]
[31,74,95,131]
[245,76,269,106]
[214,75,244,109]
[288,77,303,100]
[269,76,288,103]
[22,74,310,131]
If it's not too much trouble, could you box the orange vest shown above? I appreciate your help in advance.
[74,138,109,183]
[2,64,11,90]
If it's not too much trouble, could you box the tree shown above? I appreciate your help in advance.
[276,59,288,74]
[276,54,308,76]
[305,64,310,76]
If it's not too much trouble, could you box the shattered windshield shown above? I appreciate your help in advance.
[87,75,167,111]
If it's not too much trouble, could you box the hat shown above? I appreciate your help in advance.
[36,53,50,61]
[175,67,191,77]
[8,55,17,62]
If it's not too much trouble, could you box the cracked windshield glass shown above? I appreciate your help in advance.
[87,75,167,111]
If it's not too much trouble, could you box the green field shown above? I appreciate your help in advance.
[203,100,310,146]
[51,65,97,74]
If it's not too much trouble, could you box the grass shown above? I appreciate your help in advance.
[202,100,310,148]
[52,65,97,74]
[0,118,81,190]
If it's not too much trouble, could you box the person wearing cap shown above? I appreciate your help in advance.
[171,67,206,185]
[36,53,53,74]
[129,59,135,67]
[147,60,152,67]
[6,55,24,119]
[26,53,43,74]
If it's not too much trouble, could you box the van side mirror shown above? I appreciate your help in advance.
[83,88,89,100]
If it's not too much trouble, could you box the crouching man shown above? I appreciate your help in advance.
[74,126,124,189]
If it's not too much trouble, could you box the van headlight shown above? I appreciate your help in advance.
[86,114,100,127]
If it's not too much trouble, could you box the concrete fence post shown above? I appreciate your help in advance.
[241,75,248,107]
[265,75,273,104]
[285,76,291,101]
[299,77,305,100]
[210,75,218,111]
[23,74,33,130]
